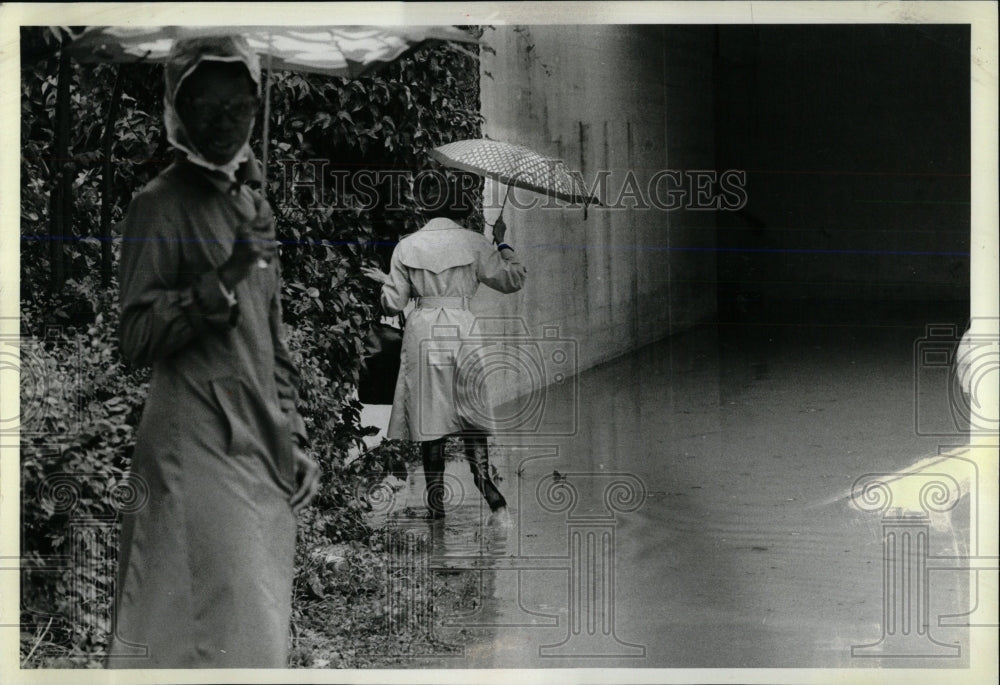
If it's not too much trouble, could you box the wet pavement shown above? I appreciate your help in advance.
[370,304,975,668]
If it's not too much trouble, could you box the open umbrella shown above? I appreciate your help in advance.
[61,25,477,78]
[428,138,603,220]
[60,25,478,266]
[61,25,478,186]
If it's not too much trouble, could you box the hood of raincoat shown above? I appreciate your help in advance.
[164,35,261,182]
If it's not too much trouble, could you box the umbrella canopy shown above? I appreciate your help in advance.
[428,138,603,210]
[61,25,478,77]
[58,25,479,269]
[60,25,477,200]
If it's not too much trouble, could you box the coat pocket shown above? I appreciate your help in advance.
[210,377,258,457]
[209,377,296,494]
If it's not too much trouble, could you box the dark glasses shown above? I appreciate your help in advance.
[180,96,258,120]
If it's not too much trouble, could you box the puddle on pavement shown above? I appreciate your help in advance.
[369,311,974,668]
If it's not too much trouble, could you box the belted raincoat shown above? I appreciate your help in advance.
[381,218,527,441]
[110,36,305,668]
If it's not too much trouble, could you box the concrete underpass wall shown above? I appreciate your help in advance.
[474,26,718,403]
[714,25,970,310]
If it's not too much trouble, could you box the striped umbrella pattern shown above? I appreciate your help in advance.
[62,25,477,78]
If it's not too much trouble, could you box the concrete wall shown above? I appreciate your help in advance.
[475,26,718,401]
[714,25,970,308]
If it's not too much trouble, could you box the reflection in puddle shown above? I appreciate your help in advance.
[370,314,973,668]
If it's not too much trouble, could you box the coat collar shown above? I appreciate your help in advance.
[177,155,262,196]
[420,217,464,231]
[184,162,235,194]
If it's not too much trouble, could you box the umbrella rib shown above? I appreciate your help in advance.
[261,39,273,194]
[63,25,477,78]
[429,142,601,206]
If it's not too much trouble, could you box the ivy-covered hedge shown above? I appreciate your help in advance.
[19,26,481,666]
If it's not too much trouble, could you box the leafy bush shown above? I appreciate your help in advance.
[19,26,481,666]
[288,532,478,668]
[19,277,149,664]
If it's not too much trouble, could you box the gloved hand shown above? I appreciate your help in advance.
[492,215,508,245]
[219,194,278,288]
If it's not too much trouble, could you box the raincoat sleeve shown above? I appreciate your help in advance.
[476,241,527,294]
[119,189,238,367]
[380,246,412,315]
[270,263,309,447]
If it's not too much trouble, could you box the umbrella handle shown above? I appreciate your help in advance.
[257,37,274,269]
[489,185,511,244]
[261,41,273,195]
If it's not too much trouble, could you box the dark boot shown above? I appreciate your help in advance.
[421,438,446,519]
[464,433,507,512]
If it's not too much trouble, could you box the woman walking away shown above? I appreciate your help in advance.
[363,172,526,522]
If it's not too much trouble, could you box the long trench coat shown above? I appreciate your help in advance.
[381,218,527,441]
[110,161,307,667]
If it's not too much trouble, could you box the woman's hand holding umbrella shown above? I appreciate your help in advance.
[218,195,280,289]
[250,192,280,270]
[492,214,510,247]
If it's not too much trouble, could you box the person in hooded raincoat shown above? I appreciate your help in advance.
[363,172,527,519]
[108,35,319,668]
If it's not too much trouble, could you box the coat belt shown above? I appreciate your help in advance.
[415,296,470,309]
